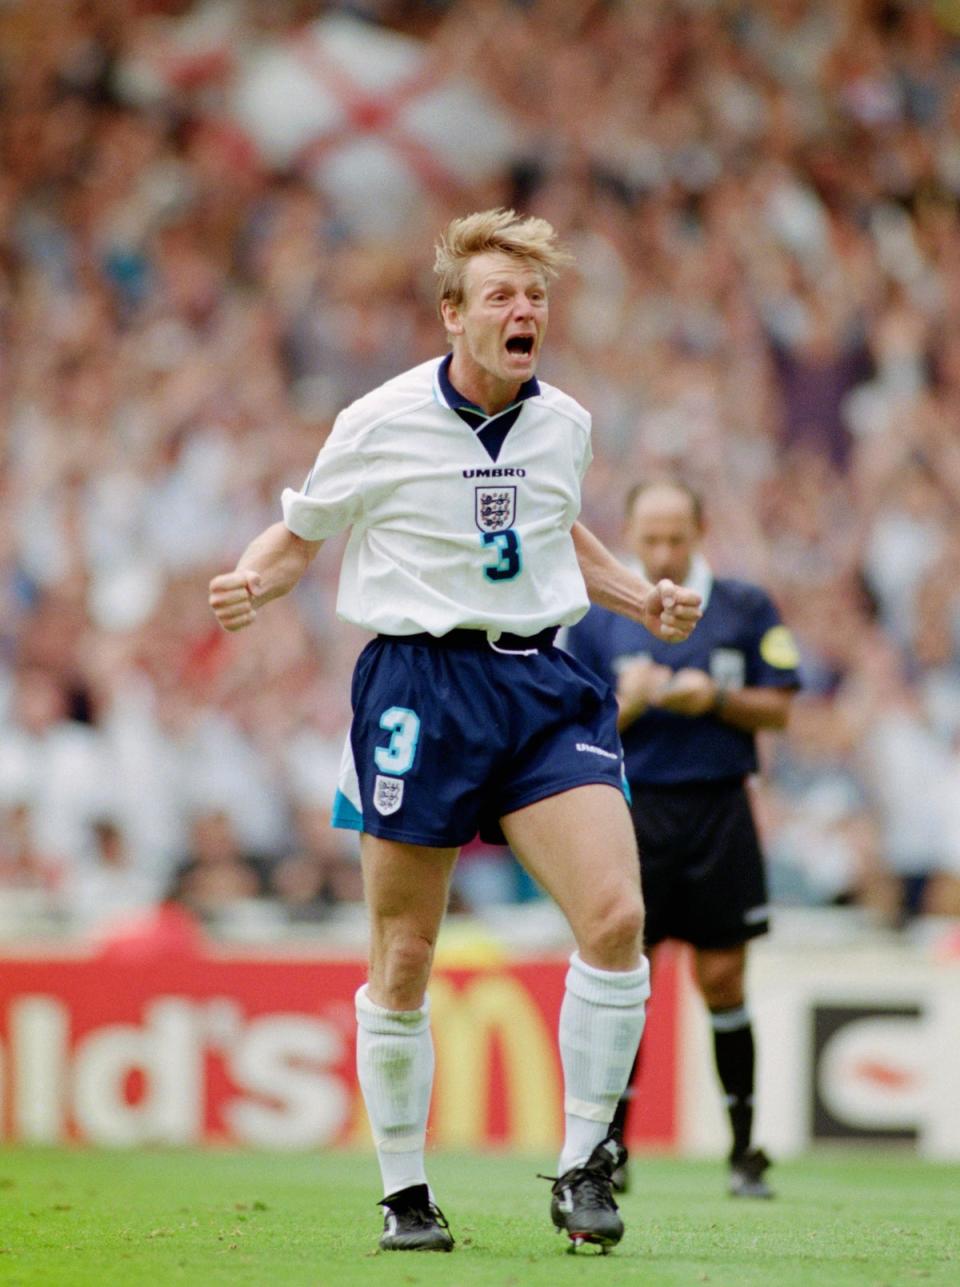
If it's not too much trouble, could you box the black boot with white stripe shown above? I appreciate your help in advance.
[728,1147,774,1199]
[378,1184,454,1251]
[545,1135,626,1254]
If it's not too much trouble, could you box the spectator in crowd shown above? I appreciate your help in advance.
[0,801,63,897]
[763,694,894,916]
[847,632,960,922]
[0,666,107,866]
[168,808,269,926]
[270,803,362,921]
[64,816,161,934]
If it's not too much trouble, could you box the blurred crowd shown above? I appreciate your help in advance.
[2,0,960,941]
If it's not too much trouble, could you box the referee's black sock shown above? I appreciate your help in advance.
[709,1004,755,1160]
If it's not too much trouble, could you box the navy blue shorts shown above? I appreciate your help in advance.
[331,629,626,847]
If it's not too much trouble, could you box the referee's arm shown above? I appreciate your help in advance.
[652,667,796,732]
[705,683,795,732]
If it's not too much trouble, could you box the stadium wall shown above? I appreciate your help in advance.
[0,936,956,1156]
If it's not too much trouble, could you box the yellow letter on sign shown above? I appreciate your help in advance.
[429,973,561,1150]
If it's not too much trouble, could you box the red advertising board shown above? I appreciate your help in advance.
[0,934,680,1151]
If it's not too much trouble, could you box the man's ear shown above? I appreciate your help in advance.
[440,298,464,336]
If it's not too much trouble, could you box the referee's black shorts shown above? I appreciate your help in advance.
[629,777,769,951]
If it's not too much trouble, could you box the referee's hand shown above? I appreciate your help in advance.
[208,569,262,632]
[653,667,717,716]
[642,579,702,643]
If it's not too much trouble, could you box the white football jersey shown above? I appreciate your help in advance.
[281,355,593,638]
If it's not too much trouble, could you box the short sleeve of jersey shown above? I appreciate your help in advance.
[577,423,593,481]
[281,408,367,542]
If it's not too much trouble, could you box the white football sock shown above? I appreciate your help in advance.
[558,952,651,1173]
[355,983,434,1198]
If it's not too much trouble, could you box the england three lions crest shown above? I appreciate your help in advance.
[373,774,404,816]
[475,486,517,533]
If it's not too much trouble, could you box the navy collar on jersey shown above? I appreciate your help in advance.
[433,353,540,462]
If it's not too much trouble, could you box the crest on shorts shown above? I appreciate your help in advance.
[475,486,517,533]
[373,774,404,816]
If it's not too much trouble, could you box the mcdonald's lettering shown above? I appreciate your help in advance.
[429,973,562,1149]
[0,954,682,1151]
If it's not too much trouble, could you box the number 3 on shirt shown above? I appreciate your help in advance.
[481,529,522,582]
[374,707,421,775]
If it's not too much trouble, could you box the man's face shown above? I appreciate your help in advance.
[626,487,702,585]
[442,252,548,387]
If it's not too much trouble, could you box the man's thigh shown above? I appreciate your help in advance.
[360,833,459,927]
[500,783,642,960]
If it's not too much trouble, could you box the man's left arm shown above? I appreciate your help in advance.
[572,521,702,643]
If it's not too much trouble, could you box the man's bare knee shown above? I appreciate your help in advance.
[580,896,645,970]
[370,931,435,1009]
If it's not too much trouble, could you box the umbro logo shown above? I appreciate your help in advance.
[576,742,619,761]
[462,467,526,478]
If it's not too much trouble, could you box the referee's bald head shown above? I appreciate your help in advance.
[624,479,704,528]
[624,480,704,584]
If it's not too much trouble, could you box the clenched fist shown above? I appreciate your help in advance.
[208,569,262,632]
[641,579,702,643]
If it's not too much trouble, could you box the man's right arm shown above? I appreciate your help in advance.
[208,522,323,632]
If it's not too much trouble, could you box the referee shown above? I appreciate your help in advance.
[564,479,800,1199]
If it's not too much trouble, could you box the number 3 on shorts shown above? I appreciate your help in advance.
[481,529,522,581]
[374,707,421,775]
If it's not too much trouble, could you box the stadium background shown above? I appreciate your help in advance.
[0,0,959,1160]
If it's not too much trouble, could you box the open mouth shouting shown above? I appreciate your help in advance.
[505,334,535,360]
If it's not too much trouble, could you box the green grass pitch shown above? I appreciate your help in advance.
[0,1148,957,1286]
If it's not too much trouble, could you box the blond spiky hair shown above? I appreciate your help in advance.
[433,208,573,312]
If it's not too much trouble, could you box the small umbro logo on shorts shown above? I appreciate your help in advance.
[374,775,404,815]
[575,742,619,761]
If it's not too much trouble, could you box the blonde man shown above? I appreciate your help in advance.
[210,210,701,1254]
